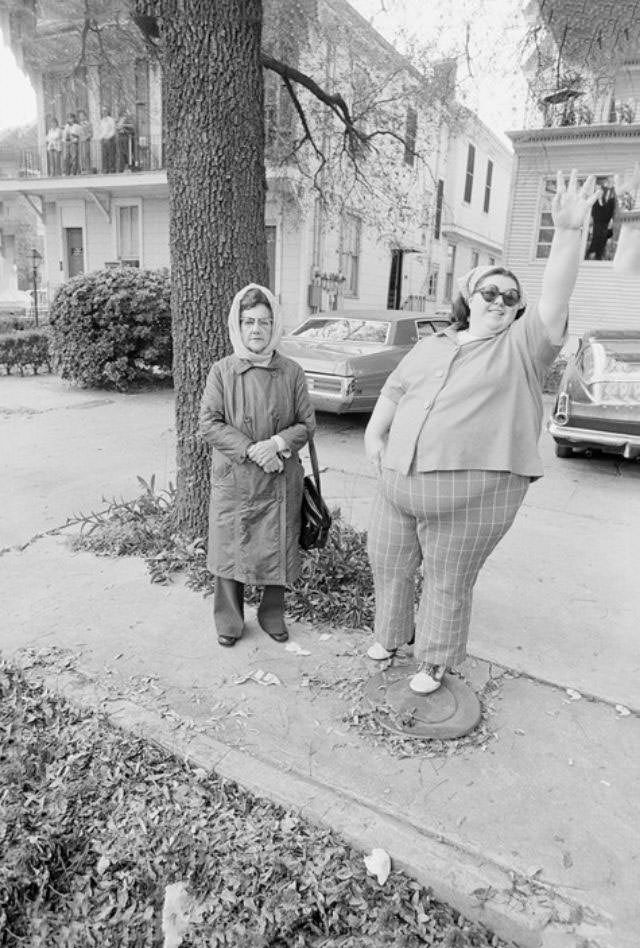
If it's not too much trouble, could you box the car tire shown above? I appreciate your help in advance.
[555,443,574,458]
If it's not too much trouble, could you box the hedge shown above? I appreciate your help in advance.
[48,267,172,389]
[0,330,51,375]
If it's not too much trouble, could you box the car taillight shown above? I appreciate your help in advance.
[554,392,569,425]
[344,377,357,396]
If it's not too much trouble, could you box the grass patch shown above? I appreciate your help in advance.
[70,477,387,631]
[1,660,507,946]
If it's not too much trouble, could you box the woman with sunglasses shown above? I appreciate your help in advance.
[199,284,315,647]
[364,170,599,695]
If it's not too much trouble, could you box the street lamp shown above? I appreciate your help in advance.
[31,248,42,327]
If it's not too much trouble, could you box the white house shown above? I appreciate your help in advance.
[0,0,512,329]
[504,0,640,343]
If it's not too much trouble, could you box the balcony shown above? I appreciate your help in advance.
[6,134,165,180]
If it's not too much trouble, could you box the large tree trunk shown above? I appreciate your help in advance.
[156,0,269,538]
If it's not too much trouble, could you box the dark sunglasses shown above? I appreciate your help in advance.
[475,285,521,307]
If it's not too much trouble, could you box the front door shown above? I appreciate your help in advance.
[65,228,84,278]
[387,249,404,309]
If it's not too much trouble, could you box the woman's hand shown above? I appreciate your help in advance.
[552,169,598,231]
[364,431,386,474]
[248,439,278,466]
[247,440,283,473]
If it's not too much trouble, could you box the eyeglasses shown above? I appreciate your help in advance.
[474,285,521,307]
[240,317,273,329]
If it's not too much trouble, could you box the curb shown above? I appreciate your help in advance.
[30,662,617,948]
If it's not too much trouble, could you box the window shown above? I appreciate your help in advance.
[483,159,493,213]
[535,174,616,261]
[463,143,475,203]
[434,179,444,239]
[117,204,140,262]
[427,265,439,300]
[444,243,457,300]
[488,255,495,266]
[471,250,479,269]
[404,106,418,167]
[339,212,361,297]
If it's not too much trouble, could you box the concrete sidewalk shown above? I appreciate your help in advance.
[1,375,639,947]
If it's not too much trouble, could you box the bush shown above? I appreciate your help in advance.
[49,267,172,389]
[0,329,51,375]
[0,314,40,334]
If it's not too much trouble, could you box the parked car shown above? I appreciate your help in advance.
[279,308,451,414]
[548,329,640,459]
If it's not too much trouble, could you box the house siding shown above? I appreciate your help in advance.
[505,134,640,343]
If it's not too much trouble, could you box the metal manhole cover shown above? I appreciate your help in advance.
[363,663,482,739]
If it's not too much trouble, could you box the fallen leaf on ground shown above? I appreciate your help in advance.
[285,642,311,656]
[319,633,332,641]
[565,688,582,701]
[615,704,631,717]
[364,848,391,885]
[233,669,282,687]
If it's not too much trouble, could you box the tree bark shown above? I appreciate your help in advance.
[155,0,269,538]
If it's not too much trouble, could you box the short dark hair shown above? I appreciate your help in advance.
[239,286,272,316]
[450,267,526,330]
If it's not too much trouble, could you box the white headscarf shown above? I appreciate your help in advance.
[457,265,527,311]
[227,283,284,364]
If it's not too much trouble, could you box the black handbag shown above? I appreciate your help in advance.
[300,437,332,550]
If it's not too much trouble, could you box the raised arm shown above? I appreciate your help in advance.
[539,169,598,344]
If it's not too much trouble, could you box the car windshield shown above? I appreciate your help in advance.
[293,318,389,344]
[594,340,640,379]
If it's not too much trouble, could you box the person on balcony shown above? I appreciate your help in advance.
[116,108,135,172]
[99,107,116,173]
[63,113,81,175]
[364,170,600,696]
[45,117,62,176]
[78,110,93,173]
[586,177,616,260]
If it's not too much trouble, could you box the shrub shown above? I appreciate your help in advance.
[48,267,172,389]
[0,329,51,375]
[0,314,40,334]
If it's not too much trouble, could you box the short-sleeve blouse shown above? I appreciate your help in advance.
[380,306,563,479]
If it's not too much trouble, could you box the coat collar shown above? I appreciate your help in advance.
[231,350,286,375]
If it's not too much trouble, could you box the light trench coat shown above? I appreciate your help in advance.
[199,351,316,586]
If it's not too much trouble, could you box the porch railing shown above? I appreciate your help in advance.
[15,134,165,179]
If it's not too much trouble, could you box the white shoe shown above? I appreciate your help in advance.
[409,664,446,695]
[367,642,397,661]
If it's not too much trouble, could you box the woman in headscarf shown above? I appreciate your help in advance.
[199,284,315,647]
[364,170,599,696]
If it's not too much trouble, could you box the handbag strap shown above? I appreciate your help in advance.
[308,436,321,494]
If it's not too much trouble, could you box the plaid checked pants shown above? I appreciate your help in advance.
[367,469,529,666]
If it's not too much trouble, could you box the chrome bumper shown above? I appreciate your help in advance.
[308,390,376,414]
[548,420,640,457]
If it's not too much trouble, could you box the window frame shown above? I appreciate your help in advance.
[403,105,418,167]
[113,198,143,266]
[463,143,475,204]
[339,211,362,298]
[483,158,493,213]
